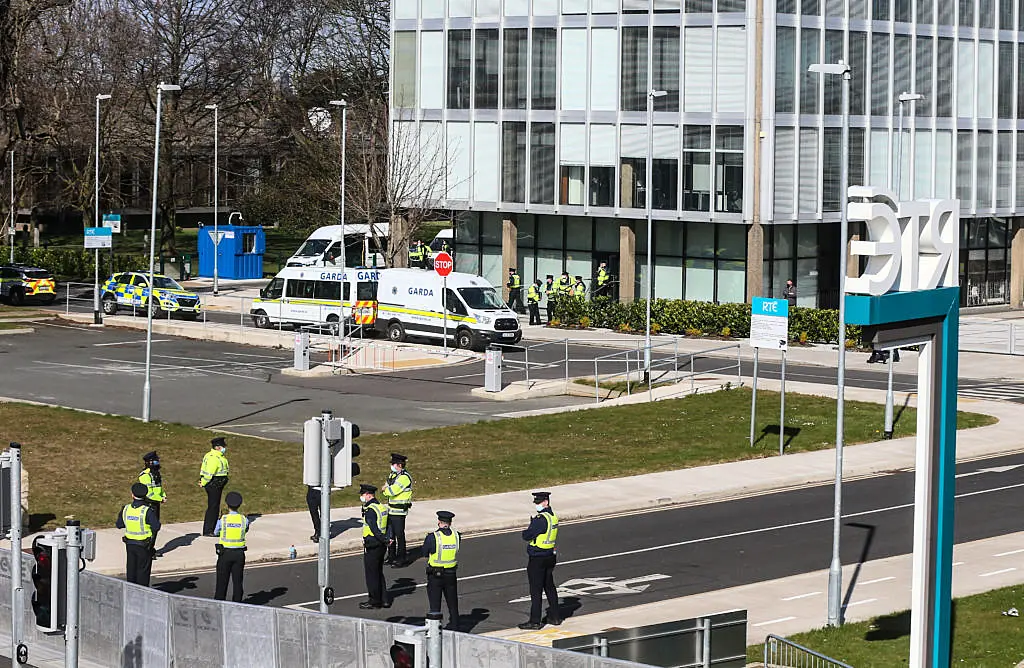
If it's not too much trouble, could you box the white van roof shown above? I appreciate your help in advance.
[432,229,453,240]
[379,268,496,290]
[305,223,390,240]
[271,266,381,282]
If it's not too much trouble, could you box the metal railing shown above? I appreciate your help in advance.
[590,341,743,404]
[959,319,1024,355]
[763,634,853,668]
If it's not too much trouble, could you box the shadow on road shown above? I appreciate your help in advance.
[154,576,199,594]
[754,425,802,451]
[841,522,877,621]
[245,586,288,606]
[203,397,311,429]
[157,532,199,557]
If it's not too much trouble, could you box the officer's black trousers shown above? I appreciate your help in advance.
[306,487,321,538]
[203,478,227,535]
[214,549,245,602]
[426,567,460,629]
[125,542,153,587]
[546,301,554,324]
[364,543,387,605]
[509,288,524,313]
[526,554,559,623]
[528,303,541,326]
[388,514,407,562]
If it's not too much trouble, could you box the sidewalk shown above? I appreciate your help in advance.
[15,379,1016,582]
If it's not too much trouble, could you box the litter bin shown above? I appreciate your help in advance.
[294,331,310,371]
[180,254,192,281]
[484,345,502,392]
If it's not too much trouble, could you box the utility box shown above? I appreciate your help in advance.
[198,224,265,280]
[294,332,310,371]
[484,345,503,392]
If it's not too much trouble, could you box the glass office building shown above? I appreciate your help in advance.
[391,0,1023,307]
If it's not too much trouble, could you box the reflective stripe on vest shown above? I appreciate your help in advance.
[218,512,247,548]
[428,530,459,568]
[122,504,152,541]
[362,502,389,538]
[139,469,165,502]
[529,511,559,550]
[511,274,522,288]
[527,286,540,303]
[597,269,610,286]
[386,471,413,509]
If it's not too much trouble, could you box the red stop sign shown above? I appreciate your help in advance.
[433,251,453,277]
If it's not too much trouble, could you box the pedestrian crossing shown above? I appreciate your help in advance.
[958,383,1024,403]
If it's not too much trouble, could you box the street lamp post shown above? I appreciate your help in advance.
[94,94,111,326]
[7,151,12,264]
[329,99,347,272]
[204,104,219,295]
[809,60,851,628]
[644,89,667,382]
[142,82,181,423]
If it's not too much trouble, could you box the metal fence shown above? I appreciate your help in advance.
[762,634,852,668]
[959,319,1024,355]
[0,549,650,668]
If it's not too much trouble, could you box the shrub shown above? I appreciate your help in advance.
[684,327,703,337]
[721,326,732,338]
[579,315,592,329]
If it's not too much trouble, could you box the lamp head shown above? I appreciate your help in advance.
[808,61,851,75]
[649,90,668,98]
[329,99,347,107]
[96,94,112,101]
[898,92,924,103]
[204,103,218,110]
[157,83,181,92]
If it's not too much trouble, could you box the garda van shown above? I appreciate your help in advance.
[286,223,388,268]
[375,269,521,351]
[249,266,380,329]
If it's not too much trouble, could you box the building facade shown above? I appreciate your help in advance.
[391,0,1024,308]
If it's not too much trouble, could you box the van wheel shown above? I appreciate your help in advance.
[251,310,271,329]
[387,321,406,343]
[102,294,118,315]
[456,328,475,351]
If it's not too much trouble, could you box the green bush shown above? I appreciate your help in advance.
[13,247,148,280]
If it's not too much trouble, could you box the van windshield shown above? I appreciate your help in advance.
[458,287,504,310]
[357,282,378,301]
[295,239,330,257]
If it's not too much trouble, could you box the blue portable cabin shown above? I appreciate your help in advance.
[198,225,265,279]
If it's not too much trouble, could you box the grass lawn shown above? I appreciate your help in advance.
[0,388,994,530]
[0,322,32,331]
[747,584,1024,666]
[573,377,675,394]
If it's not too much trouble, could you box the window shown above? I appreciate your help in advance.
[502,122,527,203]
[591,168,614,207]
[777,0,796,12]
[715,127,744,213]
[683,126,712,211]
[530,123,556,205]
[800,29,820,114]
[653,28,680,112]
[444,289,469,316]
[560,124,585,206]
[957,130,973,205]
[314,280,341,301]
[447,31,472,109]
[980,0,995,28]
[894,0,910,21]
[822,128,842,211]
[872,0,889,20]
[621,27,647,112]
[286,279,314,299]
[957,41,975,118]
[503,29,528,109]
[242,233,256,253]
[560,166,585,205]
[133,275,149,287]
[959,0,974,27]
[458,287,505,309]
[977,130,993,209]
[999,43,1014,120]
[621,158,646,209]
[652,159,679,210]
[997,131,1013,208]
[393,32,417,108]
[849,32,867,116]
[915,36,933,117]
[263,278,283,300]
[937,38,954,117]
[871,33,890,116]
[823,31,843,115]
[802,0,820,15]
[590,125,616,208]
[894,36,911,107]
[1000,0,1014,28]
[532,29,557,110]
[475,29,499,109]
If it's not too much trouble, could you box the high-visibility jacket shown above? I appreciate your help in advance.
[555,277,571,294]
[427,529,460,568]
[362,501,389,540]
[572,282,586,298]
[138,468,165,503]
[199,449,229,485]
[383,470,414,515]
[527,285,541,304]
[508,273,522,289]
[122,504,153,542]
[529,510,559,551]
[218,511,248,549]
[597,268,610,286]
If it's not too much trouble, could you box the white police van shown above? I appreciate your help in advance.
[249,266,379,329]
[374,268,521,351]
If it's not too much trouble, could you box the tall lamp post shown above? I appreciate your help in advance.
[204,103,220,295]
[142,82,180,423]
[7,151,12,263]
[643,89,667,382]
[93,93,112,325]
[809,60,851,628]
[329,99,347,272]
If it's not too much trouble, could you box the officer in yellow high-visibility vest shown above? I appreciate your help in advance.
[571,276,587,300]
[116,483,160,587]
[199,437,230,537]
[527,279,542,326]
[359,484,391,609]
[518,491,561,630]
[214,491,248,602]
[595,262,611,298]
[382,453,413,566]
[423,510,461,630]
[506,268,524,314]
[138,451,165,556]
[544,275,556,324]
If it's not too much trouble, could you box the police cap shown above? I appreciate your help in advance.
[210,436,227,449]
[532,491,551,503]
[131,483,148,499]
[436,511,455,523]
[390,453,408,464]
[142,451,159,462]
[225,491,243,508]
[359,484,378,495]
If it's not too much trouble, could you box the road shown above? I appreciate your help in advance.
[151,451,1024,634]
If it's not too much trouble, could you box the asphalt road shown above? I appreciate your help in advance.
[151,451,1024,634]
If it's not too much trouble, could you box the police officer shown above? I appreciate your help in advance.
[571,276,586,300]
[518,491,561,630]
[214,491,248,602]
[506,268,524,314]
[557,271,572,295]
[423,510,460,631]
[382,453,413,566]
[359,484,390,609]
[410,240,425,268]
[199,437,230,537]
[138,451,165,556]
[544,275,556,324]
[526,279,542,326]
[116,483,160,587]
[595,262,611,299]
[306,484,322,543]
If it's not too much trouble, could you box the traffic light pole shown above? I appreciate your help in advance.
[64,521,81,668]
[426,613,443,668]
[318,410,332,616]
[9,442,24,665]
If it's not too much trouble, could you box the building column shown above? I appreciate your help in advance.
[619,221,636,303]
[502,217,517,300]
[746,223,764,300]
[847,233,860,279]
[1011,227,1024,308]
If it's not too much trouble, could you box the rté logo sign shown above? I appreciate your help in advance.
[846,187,960,297]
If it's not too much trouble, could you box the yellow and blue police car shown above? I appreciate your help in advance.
[101,272,201,319]
[0,264,57,305]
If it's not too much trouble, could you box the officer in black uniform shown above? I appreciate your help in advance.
[306,484,321,543]
[359,484,390,609]
[214,491,249,602]
[518,491,561,630]
[423,510,461,631]
[115,482,161,587]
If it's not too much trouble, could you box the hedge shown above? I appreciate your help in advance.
[552,296,863,346]
[12,247,148,280]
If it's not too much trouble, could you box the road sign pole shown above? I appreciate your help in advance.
[443,275,448,358]
[318,410,331,615]
[884,351,895,439]
[749,347,758,447]
[65,520,81,668]
[779,350,787,456]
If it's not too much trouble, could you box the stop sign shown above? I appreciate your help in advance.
[433,251,453,277]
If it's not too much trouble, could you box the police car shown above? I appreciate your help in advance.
[101,272,202,319]
[0,264,57,305]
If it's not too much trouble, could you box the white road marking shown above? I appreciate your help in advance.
[35,321,104,332]
[955,464,1024,479]
[443,372,485,380]
[92,356,268,381]
[994,549,1024,557]
[214,421,280,428]
[418,407,486,416]
[844,598,877,608]
[859,577,896,586]
[221,351,290,359]
[952,562,965,567]
[980,568,1017,577]
[781,592,820,601]
[752,616,797,627]
[93,339,172,347]
[35,360,148,376]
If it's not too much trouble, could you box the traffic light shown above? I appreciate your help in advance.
[389,632,424,668]
[31,534,67,633]
[333,419,360,488]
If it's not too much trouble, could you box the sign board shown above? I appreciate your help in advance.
[750,297,788,350]
[433,251,453,277]
[102,214,121,233]
[84,227,112,249]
